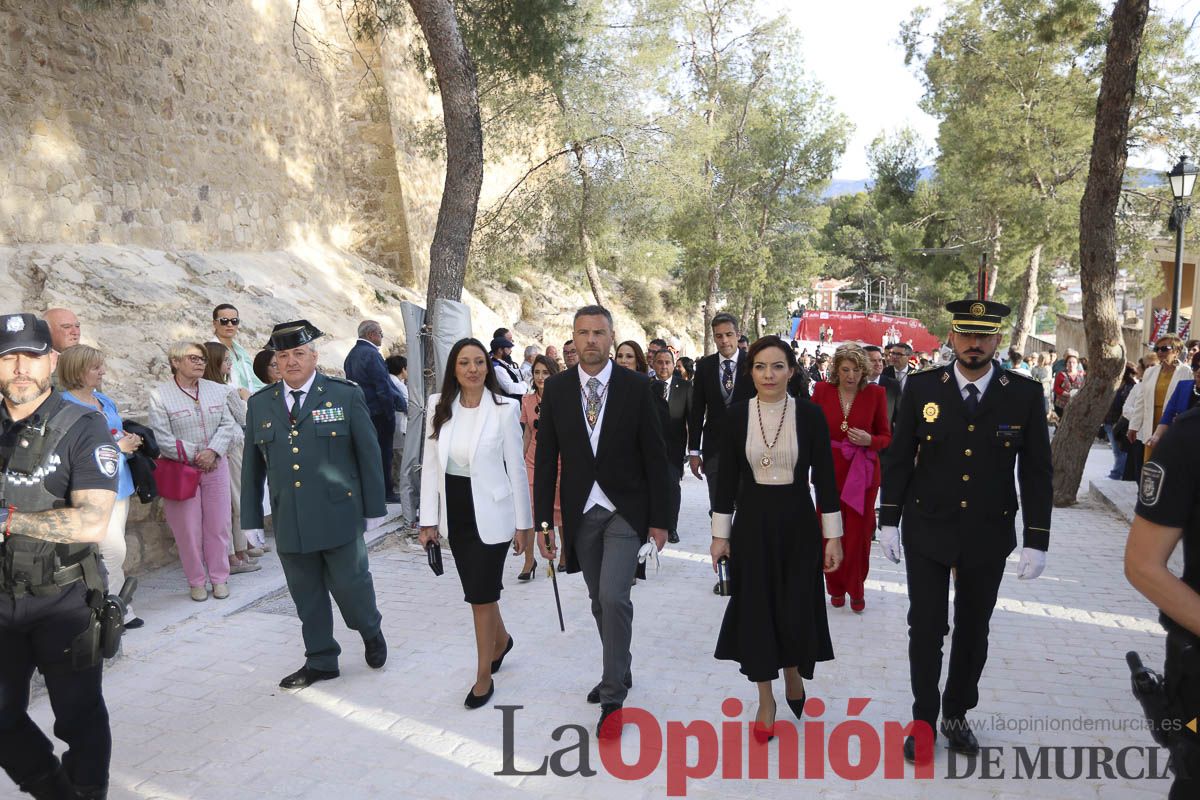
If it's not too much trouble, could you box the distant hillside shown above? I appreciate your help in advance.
[825,164,1162,199]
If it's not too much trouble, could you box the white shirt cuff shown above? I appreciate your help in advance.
[688,450,701,457]
[821,512,844,539]
[711,512,733,539]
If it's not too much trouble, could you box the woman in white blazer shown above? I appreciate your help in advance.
[1125,336,1192,460]
[419,338,533,710]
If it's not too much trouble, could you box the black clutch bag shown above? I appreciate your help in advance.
[425,540,444,576]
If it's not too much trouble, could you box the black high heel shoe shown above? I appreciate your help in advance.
[786,691,807,721]
[517,560,537,581]
[465,680,494,709]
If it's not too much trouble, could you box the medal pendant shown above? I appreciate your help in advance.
[840,421,849,432]
[760,455,772,468]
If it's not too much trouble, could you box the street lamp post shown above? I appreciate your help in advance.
[1167,155,1199,335]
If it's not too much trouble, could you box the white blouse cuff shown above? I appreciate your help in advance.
[711,512,733,539]
[821,512,844,539]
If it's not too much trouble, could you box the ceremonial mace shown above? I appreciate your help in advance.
[542,522,566,632]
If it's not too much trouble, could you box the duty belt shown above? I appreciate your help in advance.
[6,562,87,598]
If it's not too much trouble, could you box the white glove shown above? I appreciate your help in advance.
[365,516,387,532]
[1017,547,1046,580]
[878,525,902,563]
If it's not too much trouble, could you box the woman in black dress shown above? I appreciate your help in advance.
[710,336,843,741]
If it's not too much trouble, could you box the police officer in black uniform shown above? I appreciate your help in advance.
[879,299,1052,764]
[0,313,120,800]
[1126,407,1200,799]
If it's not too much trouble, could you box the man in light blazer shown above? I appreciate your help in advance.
[535,305,672,738]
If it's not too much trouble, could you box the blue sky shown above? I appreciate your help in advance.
[768,0,1200,180]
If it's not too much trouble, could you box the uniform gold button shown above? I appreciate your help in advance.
[347,491,352,497]
[294,481,301,488]
[960,500,968,508]
[964,449,972,456]
[962,474,970,481]
[293,464,300,471]
[1004,441,1011,448]
[326,401,332,407]
[292,447,299,454]
[926,435,932,441]
[968,424,975,432]
[331,432,337,437]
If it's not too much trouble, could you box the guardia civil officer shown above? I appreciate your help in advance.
[241,321,388,689]
[879,299,1052,764]
[0,314,120,800]
[1125,408,1200,799]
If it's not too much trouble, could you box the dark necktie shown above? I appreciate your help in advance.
[722,360,735,401]
[660,380,669,401]
[964,383,980,416]
[289,390,305,420]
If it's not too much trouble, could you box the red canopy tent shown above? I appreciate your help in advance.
[793,310,942,352]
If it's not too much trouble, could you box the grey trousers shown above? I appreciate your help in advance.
[575,506,641,705]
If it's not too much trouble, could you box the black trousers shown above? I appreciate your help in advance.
[703,451,721,513]
[371,411,397,494]
[1166,629,1200,799]
[0,582,110,792]
[904,547,1006,729]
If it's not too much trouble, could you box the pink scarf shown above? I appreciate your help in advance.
[835,438,877,515]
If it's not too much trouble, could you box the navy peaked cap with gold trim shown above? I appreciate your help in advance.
[946,299,1011,335]
[266,319,324,351]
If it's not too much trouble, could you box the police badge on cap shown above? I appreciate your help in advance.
[945,299,1012,335]
[0,313,53,356]
[265,320,324,352]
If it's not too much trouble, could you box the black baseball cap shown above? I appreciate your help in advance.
[0,313,53,356]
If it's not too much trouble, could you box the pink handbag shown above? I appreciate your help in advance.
[154,440,201,501]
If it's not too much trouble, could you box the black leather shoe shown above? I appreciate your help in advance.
[490,635,514,673]
[587,675,633,704]
[364,633,387,669]
[903,735,934,765]
[785,691,806,721]
[940,717,980,755]
[667,530,680,544]
[124,617,145,630]
[713,582,721,595]
[465,680,494,709]
[279,666,340,689]
[556,563,567,573]
[597,703,624,738]
[19,762,73,800]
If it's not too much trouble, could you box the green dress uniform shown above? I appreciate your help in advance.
[241,325,387,677]
[880,299,1052,749]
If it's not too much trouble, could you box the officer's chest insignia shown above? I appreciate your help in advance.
[312,407,345,423]
[922,402,940,423]
[261,421,271,429]
[940,372,950,383]
[999,374,1010,386]
[1139,462,1165,507]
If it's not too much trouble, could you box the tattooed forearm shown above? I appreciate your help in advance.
[8,489,116,544]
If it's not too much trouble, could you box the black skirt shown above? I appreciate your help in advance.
[714,481,834,682]
[446,474,509,604]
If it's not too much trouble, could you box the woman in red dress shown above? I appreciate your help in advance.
[811,345,891,613]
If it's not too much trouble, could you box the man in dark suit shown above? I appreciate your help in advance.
[882,342,915,392]
[879,300,1051,765]
[245,321,389,689]
[535,305,671,738]
[344,320,407,504]
[687,312,755,513]
[864,344,901,425]
[651,347,690,543]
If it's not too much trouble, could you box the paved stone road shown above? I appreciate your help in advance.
[3,444,1180,799]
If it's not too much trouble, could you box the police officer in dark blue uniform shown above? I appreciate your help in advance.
[879,299,1053,764]
[1126,407,1200,799]
[0,313,121,800]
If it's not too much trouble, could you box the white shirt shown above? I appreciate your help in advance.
[282,371,318,415]
[447,404,480,477]
[578,360,616,513]
[894,365,910,391]
[953,360,995,401]
[389,374,408,435]
[492,358,528,396]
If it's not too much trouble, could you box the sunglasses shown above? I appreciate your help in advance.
[1156,346,1176,353]
[217,317,240,326]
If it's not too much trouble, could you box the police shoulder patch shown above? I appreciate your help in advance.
[1140,461,1165,507]
[94,444,120,479]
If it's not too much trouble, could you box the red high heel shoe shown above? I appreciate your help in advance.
[752,702,776,743]
[850,597,865,613]
[830,594,846,608]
